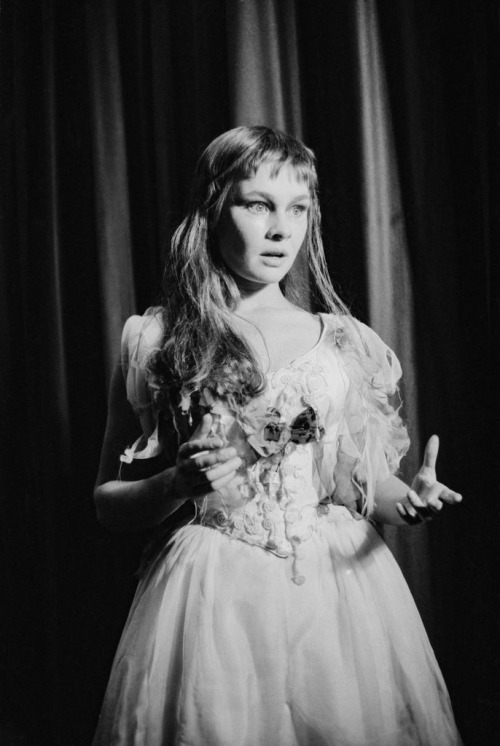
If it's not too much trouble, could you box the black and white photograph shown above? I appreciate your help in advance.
[1,1,498,744]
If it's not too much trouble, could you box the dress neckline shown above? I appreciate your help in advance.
[267,313,327,377]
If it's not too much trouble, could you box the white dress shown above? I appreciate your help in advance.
[93,310,462,746]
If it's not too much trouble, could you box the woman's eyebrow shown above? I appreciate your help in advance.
[240,189,311,202]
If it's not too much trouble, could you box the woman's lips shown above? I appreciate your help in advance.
[260,253,286,266]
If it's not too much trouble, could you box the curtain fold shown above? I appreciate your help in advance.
[226,0,302,135]
[355,0,430,620]
[86,0,136,379]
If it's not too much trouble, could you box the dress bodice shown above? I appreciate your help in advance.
[189,335,351,560]
[120,309,410,572]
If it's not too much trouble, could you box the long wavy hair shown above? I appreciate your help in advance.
[148,125,350,407]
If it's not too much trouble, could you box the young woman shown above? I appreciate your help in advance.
[93,126,463,745]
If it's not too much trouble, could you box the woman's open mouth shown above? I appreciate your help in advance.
[260,251,287,265]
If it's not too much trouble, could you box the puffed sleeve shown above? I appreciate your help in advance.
[332,317,410,516]
[120,307,164,462]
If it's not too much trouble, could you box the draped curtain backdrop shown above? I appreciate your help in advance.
[1,1,498,743]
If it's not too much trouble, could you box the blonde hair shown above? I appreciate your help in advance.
[149,125,349,406]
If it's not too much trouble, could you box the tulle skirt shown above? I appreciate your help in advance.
[93,510,461,745]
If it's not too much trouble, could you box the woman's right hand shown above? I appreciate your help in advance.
[94,365,242,529]
[172,413,242,499]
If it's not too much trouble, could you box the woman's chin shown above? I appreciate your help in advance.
[230,266,291,292]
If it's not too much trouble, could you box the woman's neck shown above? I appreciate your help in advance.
[235,280,290,316]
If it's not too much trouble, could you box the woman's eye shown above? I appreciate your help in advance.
[246,201,269,214]
[291,205,308,217]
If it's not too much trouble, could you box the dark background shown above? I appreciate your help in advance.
[1,1,499,743]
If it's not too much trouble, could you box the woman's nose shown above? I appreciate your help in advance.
[266,211,291,240]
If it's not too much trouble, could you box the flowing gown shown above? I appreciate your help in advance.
[93,310,462,746]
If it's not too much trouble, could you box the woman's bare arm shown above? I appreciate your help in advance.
[93,364,182,530]
[94,365,242,531]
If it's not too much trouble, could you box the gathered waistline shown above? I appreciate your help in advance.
[193,502,360,575]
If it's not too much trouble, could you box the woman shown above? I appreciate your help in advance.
[93,126,462,745]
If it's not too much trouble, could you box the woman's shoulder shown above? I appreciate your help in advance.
[122,306,164,338]
[319,312,391,353]
[319,313,402,391]
[121,306,164,370]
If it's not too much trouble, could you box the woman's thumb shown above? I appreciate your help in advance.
[192,411,213,439]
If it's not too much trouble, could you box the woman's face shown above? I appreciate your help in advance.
[216,161,310,287]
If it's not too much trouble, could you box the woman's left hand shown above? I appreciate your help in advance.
[396,435,462,525]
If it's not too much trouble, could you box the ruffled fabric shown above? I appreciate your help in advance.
[120,307,164,461]
[327,316,410,516]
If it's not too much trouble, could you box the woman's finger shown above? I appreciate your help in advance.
[190,447,238,471]
[190,412,213,440]
[205,456,242,483]
[438,487,463,505]
[400,490,439,522]
[405,490,433,517]
[406,489,425,509]
[396,502,429,524]
[173,457,240,495]
[179,436,225,458]
[210,472,241,492]
[422,434,440,471]
[188,460,242,494]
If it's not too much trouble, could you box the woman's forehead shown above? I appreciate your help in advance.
[235,160,312,192]
[243,156,312,178]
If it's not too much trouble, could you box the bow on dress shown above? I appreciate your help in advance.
[263,406,325,445]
